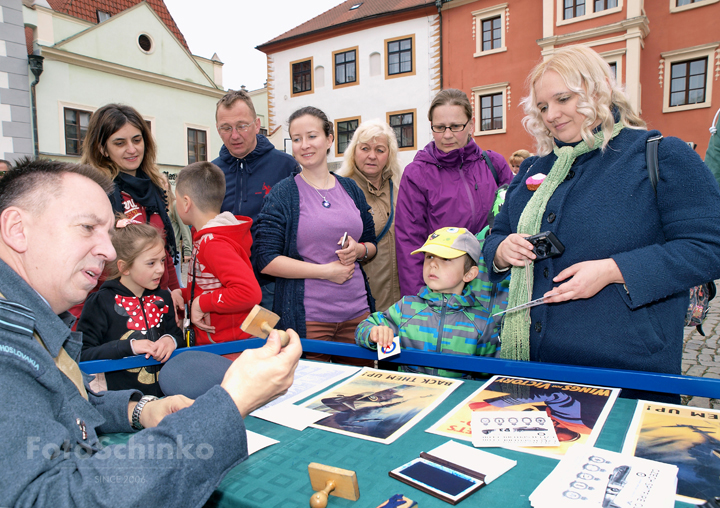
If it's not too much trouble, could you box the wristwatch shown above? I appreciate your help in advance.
[131,395,158,430]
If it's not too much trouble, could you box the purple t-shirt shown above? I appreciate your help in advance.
[296,174,369,323]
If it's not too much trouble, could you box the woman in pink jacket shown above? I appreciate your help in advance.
[395,89,514,296]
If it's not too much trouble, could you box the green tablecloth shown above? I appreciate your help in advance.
[195,379,695,508]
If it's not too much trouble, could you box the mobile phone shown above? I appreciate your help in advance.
[340,231,348,248]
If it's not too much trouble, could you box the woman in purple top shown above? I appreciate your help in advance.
[254,107,377,363]
[395,89,514,296]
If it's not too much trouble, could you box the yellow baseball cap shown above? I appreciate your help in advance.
[411,227,481,263]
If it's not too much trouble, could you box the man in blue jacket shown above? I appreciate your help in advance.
[213,90,298,308]
[0,158,301,507]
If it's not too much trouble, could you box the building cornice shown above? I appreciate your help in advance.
[40,47,226,98]
[537,16,649,49]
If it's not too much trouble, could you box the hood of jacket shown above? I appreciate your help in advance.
[416,284,477,310]
[194,212,253,257]
[217,135,276,173]
[413,138,482,171]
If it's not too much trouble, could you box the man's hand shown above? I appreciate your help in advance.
[131,395,194,429]
[191,297,215,333]
[369,326,395,348]
[153,335,177,363]
[221,329,302,418]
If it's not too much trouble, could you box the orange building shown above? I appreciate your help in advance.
[441,0,720,160]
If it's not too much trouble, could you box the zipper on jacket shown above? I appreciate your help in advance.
[458,170,476,218]
[486,282,500,343]
[138,297,159,383]
[241,162,248,204]
[234,160,243,215]
[435,295,449,352]
[138,296,158,342]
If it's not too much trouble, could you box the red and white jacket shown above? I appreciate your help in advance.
[181,212,261,344]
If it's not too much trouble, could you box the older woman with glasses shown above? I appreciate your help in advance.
[395,89,514,296]
[339,120,401,312]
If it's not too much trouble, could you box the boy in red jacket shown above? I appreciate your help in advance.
[173,162,262,344]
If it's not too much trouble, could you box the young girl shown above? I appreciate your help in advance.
[79,218,183,396]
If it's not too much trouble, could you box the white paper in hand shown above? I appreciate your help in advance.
[378,336,401,360]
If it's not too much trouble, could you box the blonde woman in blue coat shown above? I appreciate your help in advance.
[483,46,720,399]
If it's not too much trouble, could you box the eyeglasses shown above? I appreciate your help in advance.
[430,119,471,133]
[218,123,253,134]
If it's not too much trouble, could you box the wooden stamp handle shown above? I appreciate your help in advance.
[260,322,290,347]
[309,480,336,508]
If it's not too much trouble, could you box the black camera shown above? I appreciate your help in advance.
[526,231,564,261]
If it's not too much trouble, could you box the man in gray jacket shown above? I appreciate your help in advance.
[0,158,301,507]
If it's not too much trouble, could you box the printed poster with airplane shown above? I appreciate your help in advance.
[622,401,720,504]
[302,367,462,444]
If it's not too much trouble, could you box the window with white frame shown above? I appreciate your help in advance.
[564,0,586,19]
[670,58,707,107]
[671,0,719,14]
[472,83,508,135]
[556,0,622,25]
[187,128,207,163]
[473,4,507,58]
[600,49,624,86]
[64,108,91,155]
[661,43,717,113]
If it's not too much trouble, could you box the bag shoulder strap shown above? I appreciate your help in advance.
[482,150,500,186]
[646,135,663,194]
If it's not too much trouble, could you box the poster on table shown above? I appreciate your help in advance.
[426,375,620,459]
[622,400,720,504]
[301,367,463,444]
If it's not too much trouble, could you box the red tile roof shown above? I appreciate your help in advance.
[259,0,436,49]
[46,0,190,51]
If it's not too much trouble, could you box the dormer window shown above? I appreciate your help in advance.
[97,10,110,22]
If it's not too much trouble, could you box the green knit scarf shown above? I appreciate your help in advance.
[500,122,624,361]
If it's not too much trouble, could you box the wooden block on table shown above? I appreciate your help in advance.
[308,462,360,501]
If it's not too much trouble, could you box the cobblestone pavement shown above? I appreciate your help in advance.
[681,280,720,409]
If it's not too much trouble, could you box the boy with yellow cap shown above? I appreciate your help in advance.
[355,227,503,378]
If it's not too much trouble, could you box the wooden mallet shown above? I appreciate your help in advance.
[240,305,290,347]
[308,463,360,508]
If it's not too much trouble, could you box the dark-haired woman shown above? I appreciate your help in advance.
[254,107,376,363]
[395,89,514,296]
[81,103,179,292]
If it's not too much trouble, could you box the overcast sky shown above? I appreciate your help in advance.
[164,0,344,92]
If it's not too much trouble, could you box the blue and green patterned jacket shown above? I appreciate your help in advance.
[355,257,509,378]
